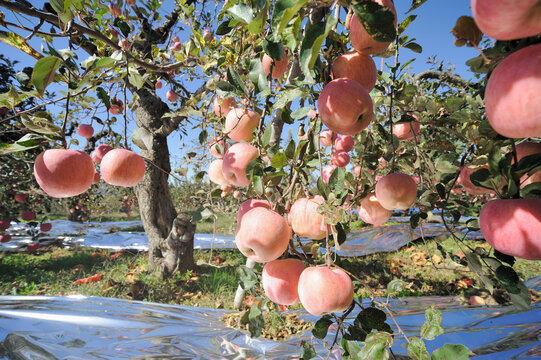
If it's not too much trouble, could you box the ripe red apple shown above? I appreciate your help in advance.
[458,164,494,195]
[469,295,486,306]
[155,80,163,89]
[289,196,328,240]
[375,173,417,210]
[358,193,392,225]
[262,52,289,79]
[308,109,317,118]
[109,3,121,17]
[514,142,541,186]
[317,78,373,135]
[213,96,236,118]
[485,43,541,138]
[235,207,291,263]
[109,98,124,115]
[262,258,306,305]
[349,0,397,55]
[319,129,336,147]
[118,38,131,50]
[297,266,354,316]
[166,90,178,102]
[40,223,52,232]
[480,198,541,260]
[221,143,259,187]
[334,135,354,152]
[331,151,350,168]
[331,51,377,92]
[21,211,35,221]
[14,193,27,203]
[100,149,146,187]
[322,165,337,184]
[0,234,11,243]
[237,199,271,225]
[77,124,94,139]
[225,108,260,142]
[203,29,212,40]
[170,42,182,52]
[354,165,362,176]
[34,149,95,198]
[393,115,421,141]
[208,159,230,187]
[208,138,228,158]
[0,220,10,230]
[233,190,241,199]
[28,242,39,252]
[91,144,112,164]
[471,0,541,40]
[172,35,180,43]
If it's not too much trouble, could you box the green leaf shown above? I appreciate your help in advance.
[0,30,42,60]
[285,139,296,159]
[0,134,44,155]
[352,0,396,43]
[358,331,393,360]
[261,125,273,147]
[131,127,153,151]
[273,88,302,110]
[431,344,472,360]
[299,16,337,78]
[312,315,333,339]
[387,279,406,295]
[252,175,264,195]
[509,281,532,311]
[495,265,520,294]
[227,67,248,95]
[355,307,387,331]
[270,151,288,169]
[420,304,444,340]
[237,265,258,291]
[50,0,73,24]
[408,337,430,360]
[216,19,233,35]
[21,114,61,135]
[404,42,423,53]
[291,107,311,120]
[248,59,270,94]
[521,181,541,198]
[247,305,264,338]
[227,3,254,24]
[0,86,30,108]
[328,166,345,193]
[272,0,308,38]
[263,38,285,61]
[215,81,237,97]
[31,56,62,97]
[407,0,429,14]
[300,340,316,360]
[398,15,417,35]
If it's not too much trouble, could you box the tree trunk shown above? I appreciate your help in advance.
[133,89,195,278]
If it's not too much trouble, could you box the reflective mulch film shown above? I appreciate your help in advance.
[0,277,539,359]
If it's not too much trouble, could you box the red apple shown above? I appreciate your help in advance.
[172,36,180,43]
[40,223,52,232]
[203,29,212,40]
[166,90,178,102]
[233,190,241,199]
[100,149,146,187]
[237,199,270,224]
[458,164,494,195]
[109,3,121,17]
[349,0,397,55]
[213,96,236,118]
[208,138,228,158]
[208,159,230,187]
[77,124,94,139]
[14,193,27,203]
[469,295,486,306]
[225,108,260,142]
[375,173,417,210]
[480,198,541,260]
[297,266,354,316]
[155,80,163,89]
[514,142,541,186]
[358,193,392,225]
[262,258,306,305]
[235,207,291,263]
[221,143,259,187]
[118,38,131,50]
[354,165,362,176]
[0,220,10,230]
[262,52,289,79]
[91,144,112,164]
[28,242,39,252]
[334,135,354,152]
[331,51,377,92]
[393,115,421,141]
[0,234,11,243]
[34,149,95,198]
[331,151,350,168]
[289,196,328,240]
[485,43,541,138]
[322,165,337,184]
[308,109,317,118]
[471,0,541,40]
[92,170,100,184]
[109,98,124,115]
[319,130,336,147]
[317,78,373,135]
[21,211,35,221]
[170,42,182,52]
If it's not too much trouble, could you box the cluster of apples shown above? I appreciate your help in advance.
[236,199,354,316]
[33,124,145,199]
[470,0,541,260]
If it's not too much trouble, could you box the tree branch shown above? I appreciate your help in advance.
[414,70,470,88]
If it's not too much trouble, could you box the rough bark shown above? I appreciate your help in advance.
[133,88,195,277]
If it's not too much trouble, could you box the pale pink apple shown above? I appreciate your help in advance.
[334,135,354,152]
[225,108,260,142]
[77,124,94,139]
[235,207,291,263]
[237,199,271,227]
[208,159,230,187]
[233,190,241,199]
[34,149,95,198]
[322,165,337,184]
[480,198,541,260]
[349,0,397,55]
[92,171,100,184]
[170,42,182,52]
[458,164,494,195]
[262,52,289,79]
[358,193,392,225]
[485,43,541,138]
[393,115,421,141]
[166,90,178,102]
[298,266,354,316]
[471,0,541,40]
[375,173,417,210]
[109,98,124,115]
[319,130,336,147]
[308,109,317,118]
[469,295,486,306]
[91,144,112,164]
[354,165,362,176]
[208,138,228,158]
[317,78,373,135]
[289,196,328,240]
[331,151,350,168]
[100,149,146,187]
[331,51,377,91]
[221,143,259,187]
[262,258,306,305]
[118,38,131,50]
[213,96,236,117]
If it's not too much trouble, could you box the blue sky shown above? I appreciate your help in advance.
[0,1,479,174]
